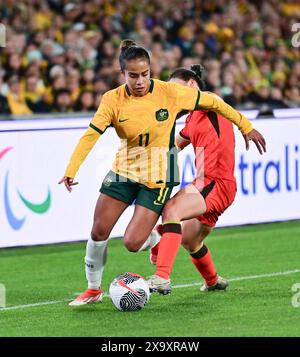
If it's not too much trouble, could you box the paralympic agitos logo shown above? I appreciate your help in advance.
[0,147,51,230]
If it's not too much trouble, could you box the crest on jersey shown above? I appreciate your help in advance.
[155,109,169,121]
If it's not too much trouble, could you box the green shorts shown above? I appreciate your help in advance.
[100,171,172,214]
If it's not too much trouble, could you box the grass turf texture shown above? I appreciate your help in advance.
[0,221,300,337]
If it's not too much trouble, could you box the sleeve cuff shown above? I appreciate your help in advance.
[179,131,190,141]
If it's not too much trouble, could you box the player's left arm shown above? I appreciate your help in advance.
[198,92,266,154]
[171,82,266,154]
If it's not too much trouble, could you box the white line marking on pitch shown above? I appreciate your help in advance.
[173,268,300,289]
[1,269,299,311]
[0,299,71,311]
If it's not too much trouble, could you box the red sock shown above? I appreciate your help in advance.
[190,245,218,286]
[156,223,182,280]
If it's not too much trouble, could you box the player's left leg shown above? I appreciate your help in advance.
[148,184,207,294]
[123,204,160,252]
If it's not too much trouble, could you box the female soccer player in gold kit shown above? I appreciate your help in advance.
[59,40,265,305]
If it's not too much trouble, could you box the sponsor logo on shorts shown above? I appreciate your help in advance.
[103,174,113,187]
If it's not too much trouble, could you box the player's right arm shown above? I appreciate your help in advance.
[59,92,114,192]
[58,127,100,192]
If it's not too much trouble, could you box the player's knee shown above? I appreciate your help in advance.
[91,221,109,242]
[123,235,140,252]
[162,199,178,221]
[199,225,213,238]
[181,225,208,253]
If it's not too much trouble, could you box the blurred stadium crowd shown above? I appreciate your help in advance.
[0,0,300,116]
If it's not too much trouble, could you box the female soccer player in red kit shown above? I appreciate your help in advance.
[148,65,266,294]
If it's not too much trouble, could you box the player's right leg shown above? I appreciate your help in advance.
[183,178,236,292]
[182,219,228,292]
[148,219,228,292]
[69,193,130,306]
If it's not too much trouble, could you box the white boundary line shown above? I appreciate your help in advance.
[1,269,299,311]
[174,269,300,288]
[0,299,71,311]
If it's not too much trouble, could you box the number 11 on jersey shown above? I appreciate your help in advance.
[138,133,150,147]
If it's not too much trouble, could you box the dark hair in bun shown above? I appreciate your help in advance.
[169,64,206,90]
[119,39,150,71]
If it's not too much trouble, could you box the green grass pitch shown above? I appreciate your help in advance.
[0,221,300,337]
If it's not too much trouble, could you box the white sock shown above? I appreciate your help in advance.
[138,229,161,252]
[85,237,108,290]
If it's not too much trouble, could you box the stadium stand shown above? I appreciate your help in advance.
[0,0,299,115]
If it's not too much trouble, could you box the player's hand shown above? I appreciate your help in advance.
[58,176,78,192]
[243,128,266,155]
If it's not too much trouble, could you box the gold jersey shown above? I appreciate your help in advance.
[65,79,252,188]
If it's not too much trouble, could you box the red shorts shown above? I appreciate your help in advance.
[192,178,237,227]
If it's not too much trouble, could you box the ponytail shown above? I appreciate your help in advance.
[169,64,206,90]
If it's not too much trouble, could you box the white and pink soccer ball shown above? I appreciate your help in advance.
[109,272,150,312]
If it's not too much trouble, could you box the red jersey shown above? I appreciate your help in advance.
[180,110,236,185]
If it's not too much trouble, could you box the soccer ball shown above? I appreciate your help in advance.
[109,272,150,312]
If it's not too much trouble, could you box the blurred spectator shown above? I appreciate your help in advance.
[53,88,73,113]
[24,74,50,113]
[93,77,109,95]
[285,86,300,107]
[0,94,11,114]
[269,88,288,108]
[74,90,95,112]
[81,68,95,91]
[6,75,32,115]
[224,84,247,107]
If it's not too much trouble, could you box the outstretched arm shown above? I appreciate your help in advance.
[59,91,114,192]
[199,92,266,154]
[58,126,100,192]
